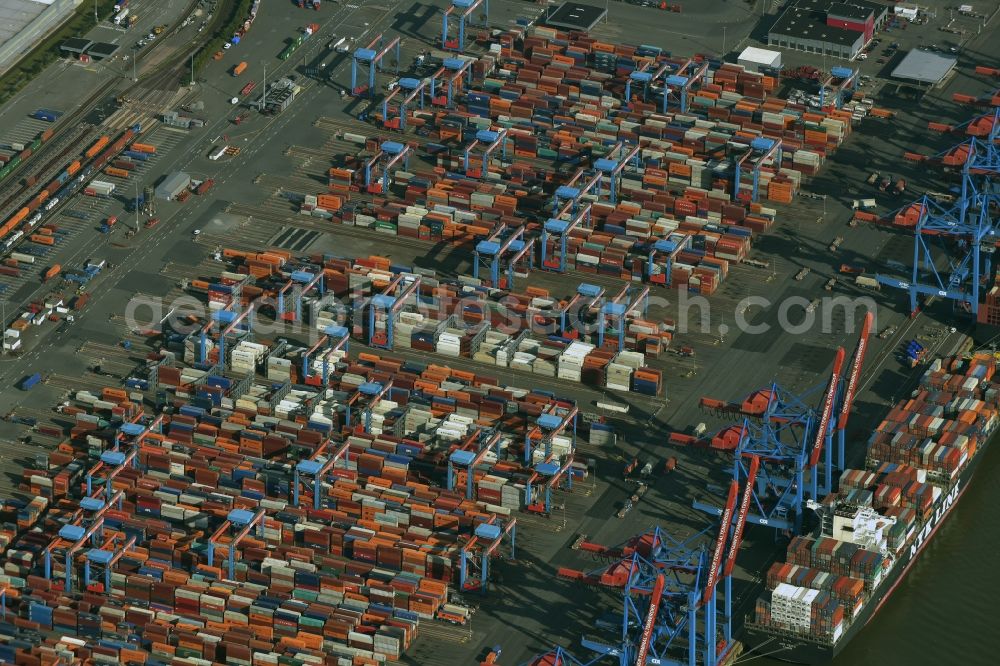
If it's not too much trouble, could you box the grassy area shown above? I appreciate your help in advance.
[0,0,121,106]
[192,0,253,75]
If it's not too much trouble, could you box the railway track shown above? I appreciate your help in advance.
[0,0,202,223]
[0,124,97,220]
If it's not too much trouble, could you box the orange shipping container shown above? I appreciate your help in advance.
[43,264,61,281]
[30,234,54,246]
[317,194,343,211]
[85,135,111,159]
[131,143,157,154]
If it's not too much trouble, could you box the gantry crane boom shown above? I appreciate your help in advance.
[722,455,759,578]
[808,347,845,468]
[702,481,738,605]
[633,573,666,666]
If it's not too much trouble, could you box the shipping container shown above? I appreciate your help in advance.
[19,372,41,390]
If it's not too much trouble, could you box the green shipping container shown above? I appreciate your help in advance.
[30,138,41,151]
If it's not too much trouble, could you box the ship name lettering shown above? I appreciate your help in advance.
[909,481,961,559]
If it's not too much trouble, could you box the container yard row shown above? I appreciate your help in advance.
[0,315,609,663]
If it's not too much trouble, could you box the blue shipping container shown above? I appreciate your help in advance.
[19,373,41,390]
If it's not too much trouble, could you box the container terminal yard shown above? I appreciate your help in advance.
[0,0,997,665]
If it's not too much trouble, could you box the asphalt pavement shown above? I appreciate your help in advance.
[0,1,996,664]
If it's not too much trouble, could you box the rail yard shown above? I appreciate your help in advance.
[0,1,997,665]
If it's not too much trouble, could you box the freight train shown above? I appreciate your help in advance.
[0,125,141,253]
[743,352,999,663]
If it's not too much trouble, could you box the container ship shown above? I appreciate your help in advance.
[743,352,997,663]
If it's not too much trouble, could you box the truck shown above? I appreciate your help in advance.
[866,170,880,185]
[794,267,811,281]
[892,178,907,195]
[855,275,880,290]
[240,80,257,97]
[233,61,248,77]
[195,179,215,195]
[42,264,61,282]
[113,8,129,25]
[19,373,42,391]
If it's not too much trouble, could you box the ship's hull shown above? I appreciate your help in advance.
[742,445,985,664]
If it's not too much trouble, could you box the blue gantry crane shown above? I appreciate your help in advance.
[380,77,428,130]
[83,534,137,593]
[474,222,526,287]
[594,143,641,204]
[524,403,577,464]
[351,33,401,99]
[597,285,650,350]
[691,338,862,533]
[549,141,639,215]
[447,429,504,498]
[504,236,535,290]
[213,304,255,369]
[732,137,782,202]
[441,0,488,52]
[276,279,296,321]
[207,508,267,580]
[290,269,325,322]
[646,233,693,286]
[354,380,395,433]
[554,282,605,335]
[43,490,125,592]
[293,438,352,509]
[551,168,600,216]
[110,411,164,451]
[876,109,999,316]
[819,66,857,109]
[363,141,411,194]
[524,453,575,514]
[541,203,592,272]
[463,128,510,178]
[302,325,350,385]
[662,59,709,114]
[458,515,516,594]
[559,520,747,666]
[431,57,474,107]
[368,272,421,349]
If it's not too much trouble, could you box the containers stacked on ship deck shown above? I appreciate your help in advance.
[0,316,596,662]
[754,583,846,643]
[749,353,1000,646]
[866,354,997,481]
